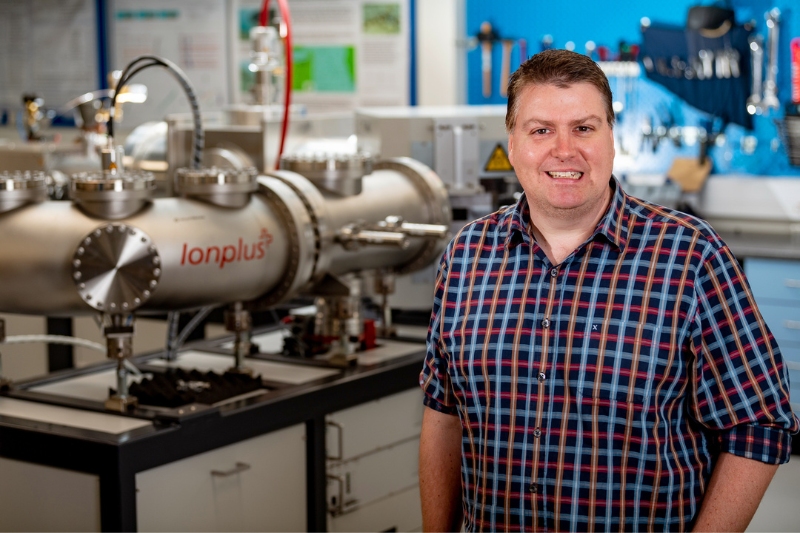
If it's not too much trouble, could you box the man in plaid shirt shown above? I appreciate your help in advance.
[419,49,798,532]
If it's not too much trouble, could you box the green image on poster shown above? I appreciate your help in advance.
[240,60,255,94]
[292,46,356,93]
[363,4,400,34]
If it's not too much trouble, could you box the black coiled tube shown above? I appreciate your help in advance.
[108,55,204,169]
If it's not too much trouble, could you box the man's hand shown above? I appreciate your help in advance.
[419,406,463,532]
[692,452,779,532]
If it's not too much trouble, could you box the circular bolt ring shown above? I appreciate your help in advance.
[72,223,161,313]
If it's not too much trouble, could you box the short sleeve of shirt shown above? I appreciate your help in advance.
[689,243,799,464]
[420,244,459,416]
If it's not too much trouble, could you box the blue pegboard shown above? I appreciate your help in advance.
[465,0,800,177]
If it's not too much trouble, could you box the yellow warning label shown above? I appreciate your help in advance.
[484,143,513,172]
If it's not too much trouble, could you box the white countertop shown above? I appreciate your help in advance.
[0,397,152,435]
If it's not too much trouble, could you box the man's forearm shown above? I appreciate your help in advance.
[419,406,463,532]
[692,452,779,532]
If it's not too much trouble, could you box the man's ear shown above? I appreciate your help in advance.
[507,134,514,166]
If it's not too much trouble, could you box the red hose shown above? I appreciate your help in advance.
[258,0,269,25]
[259,0,293,170]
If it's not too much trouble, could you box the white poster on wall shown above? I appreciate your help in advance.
[231,0,409,111]
[109,0,229,130]
[0,0,98,112]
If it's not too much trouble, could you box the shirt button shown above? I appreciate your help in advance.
[534,428,542,437]
[538,372,546,382]
[541,318,551,328]
[550,268,558,278]
[529,483,539,493]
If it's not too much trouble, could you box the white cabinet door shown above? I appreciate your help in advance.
[328,437,420,531]
[136,424,306,532]
[329,484,422,533]
[326,387,424,461]
[326,387,424,532]
[0,457,101,532]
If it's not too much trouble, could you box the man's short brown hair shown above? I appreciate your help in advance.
[505,49,615,132]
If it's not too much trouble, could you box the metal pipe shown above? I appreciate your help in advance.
[0,158,450,316]
[0,197,290,313]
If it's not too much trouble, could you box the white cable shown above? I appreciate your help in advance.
[123,359,144,378]
[175,306,214,348]
[1,335,106,353]
[165,311,181,361]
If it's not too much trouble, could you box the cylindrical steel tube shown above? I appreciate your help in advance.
[0,196,292,314]
[0,157,450,316]
[312,158,450,276]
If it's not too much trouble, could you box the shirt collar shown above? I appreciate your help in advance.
[503,196,531,249]
[504,176,629,252]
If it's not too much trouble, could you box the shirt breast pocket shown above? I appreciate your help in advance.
[569,322,660,406]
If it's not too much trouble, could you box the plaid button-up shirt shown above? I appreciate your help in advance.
[420,179,798,532]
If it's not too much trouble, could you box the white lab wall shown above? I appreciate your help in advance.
[0,314,48,381]
[416,0,464,105]
[0,0,465,116]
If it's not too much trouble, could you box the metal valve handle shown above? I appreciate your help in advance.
[336,225,409,250]
[377,215,449,238]
[395,222,449,238]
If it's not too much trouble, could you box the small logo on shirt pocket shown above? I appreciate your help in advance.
[570,321,658,405]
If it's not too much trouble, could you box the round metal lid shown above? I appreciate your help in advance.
[72,224,161,313]
[0,170,48,192]
[279,153,374,181]
[70,170,155,219]
[0,171,49,213]
[175,166,258,190]
[175,167,259,208]
[70,170,156,194]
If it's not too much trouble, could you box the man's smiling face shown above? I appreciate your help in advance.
[508,81,616,223]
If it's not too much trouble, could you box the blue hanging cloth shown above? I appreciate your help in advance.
[639,21,754,130]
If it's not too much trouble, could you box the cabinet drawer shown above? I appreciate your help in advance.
[328,484,421,532]
[745,258,800,305]
[780,343,800,363]
[779,342,800,414]
[326,387,423,461]
[759,304,800,344]
[328,437,420,522]
[786,360,800,414]
[136,424,306,532]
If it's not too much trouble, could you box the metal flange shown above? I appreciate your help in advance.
[0,171,48,213]
[72,224,161,313]
[70,170,155,219]
[175,166,258,208]
[279,153,374,196]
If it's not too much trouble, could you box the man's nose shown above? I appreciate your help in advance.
[551,131,575,159]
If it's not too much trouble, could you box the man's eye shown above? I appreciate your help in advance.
[576,126,593,132]
[531,128,548,135]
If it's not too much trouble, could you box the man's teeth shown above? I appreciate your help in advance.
[547,171,582,179]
